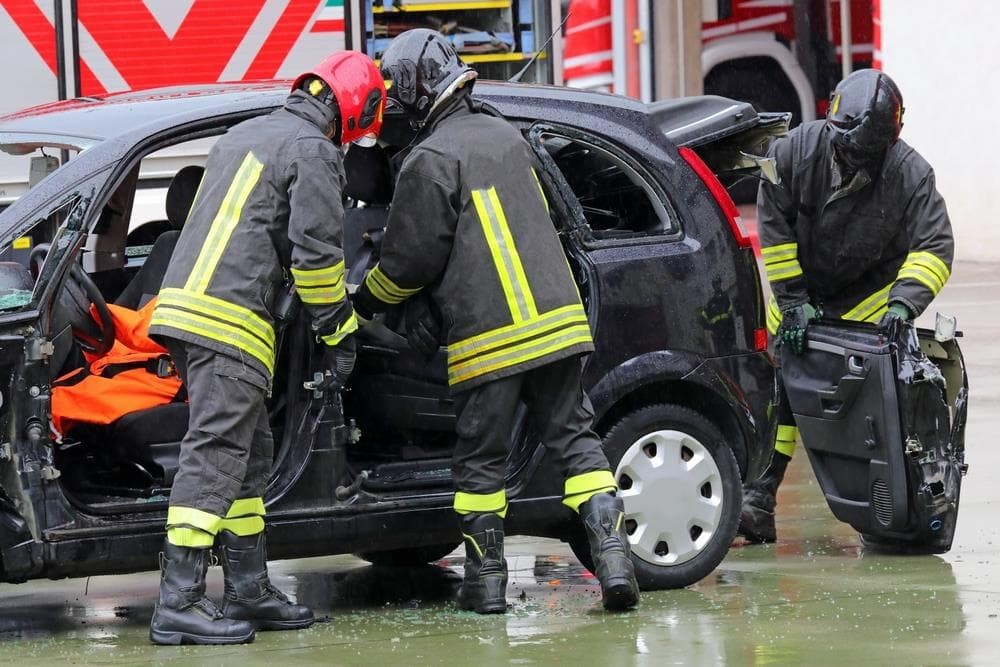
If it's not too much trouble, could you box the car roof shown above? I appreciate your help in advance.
[0,80,650,149]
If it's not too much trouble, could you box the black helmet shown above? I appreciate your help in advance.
[380,29,476,123]
[826,69,904,171]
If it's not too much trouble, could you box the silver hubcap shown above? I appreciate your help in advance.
[615,429,724,566]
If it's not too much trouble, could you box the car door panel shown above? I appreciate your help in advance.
[783,322,966,551]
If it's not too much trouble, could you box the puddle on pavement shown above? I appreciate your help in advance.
[0,456,995,664]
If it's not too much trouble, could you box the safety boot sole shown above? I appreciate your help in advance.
[149,627,256,646]
[457,584,507,614]
[601,576,639,611]
[250,617,316,631]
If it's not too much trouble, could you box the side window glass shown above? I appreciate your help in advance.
[538,131,678,241]
[126,136,216,253]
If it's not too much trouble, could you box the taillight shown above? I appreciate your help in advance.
[753,327,768,352]
[678,146,753,249]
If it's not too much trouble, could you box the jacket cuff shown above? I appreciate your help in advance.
[352,280,380,321]
[319,311,358,346]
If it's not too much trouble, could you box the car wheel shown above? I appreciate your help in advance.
[357,542,461,567]
[569,403,741,590]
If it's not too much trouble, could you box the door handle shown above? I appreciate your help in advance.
[848,355,865,374]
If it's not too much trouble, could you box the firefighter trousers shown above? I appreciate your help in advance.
[162,339,273,547]
[772,343,799,458]
[451,355,616,516]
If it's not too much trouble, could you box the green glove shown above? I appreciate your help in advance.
[778,303,819,355]
[877,302,911,335]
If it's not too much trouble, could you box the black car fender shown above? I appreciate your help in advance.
[587,350,756,475]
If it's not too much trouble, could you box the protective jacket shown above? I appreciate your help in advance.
[150,91,356,382]
[759,120,953,333]
[355,98,593,390]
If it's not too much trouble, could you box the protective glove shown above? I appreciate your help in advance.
[320,336,356,390]
[777,303,819,355]
[877,302,911,339]
[405,294,442,360]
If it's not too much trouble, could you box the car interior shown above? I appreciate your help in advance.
[0,109,674,510]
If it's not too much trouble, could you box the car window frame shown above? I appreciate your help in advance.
[527,122,683,249]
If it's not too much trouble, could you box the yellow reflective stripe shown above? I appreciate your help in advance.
[897,265,944,295]
[448,304,589,363]
[167,527,215,548]
[151,305,275,374]
[776,425,798,442]
[761,243,798,263]
[563,470,617,509]
[774,438,797,458]
[462,533,484,558]
[227,497,265,517]
[905,251,950,284]
[472,187,538,323]
[158,288,274,350]
[564,469,617,496]
[530,167,549,212]
[365,264,421,305]
[765,259,803,282]
[298,283,347,305]
[167,506,223,535]
[448,324,593,386]
[320,312,359,346]
[184,151,264,294]
[841,283,893,322]
[766,295,781,335]
[454,489,508,517]
[219,515,265,536]
[563,488,616,512]
[291,262,345,288]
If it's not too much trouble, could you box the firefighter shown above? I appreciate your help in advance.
[146,52,386,644]
[740,69,954,543]
[352,29,639,613]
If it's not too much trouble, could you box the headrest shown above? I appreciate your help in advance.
[166,165,205,229]
[343,146,392,205]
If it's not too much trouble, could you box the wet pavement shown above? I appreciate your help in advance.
[0,261,997,665]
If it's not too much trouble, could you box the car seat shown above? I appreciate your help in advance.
[104,166,203,486]
[116,165,204,309]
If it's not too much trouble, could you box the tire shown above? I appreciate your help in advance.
[704,59,802,204]
[357,542,461,567]
[569,404,741,590]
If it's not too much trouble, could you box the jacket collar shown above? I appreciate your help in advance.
[282,90,336,134]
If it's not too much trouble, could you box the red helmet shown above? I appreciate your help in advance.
[293,51,386,146]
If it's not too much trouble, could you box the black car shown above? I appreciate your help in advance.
[0,82,783,591]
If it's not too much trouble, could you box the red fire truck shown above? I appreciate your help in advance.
[0,0,873,200]
[0,0,560,200]
[564,0,877,125]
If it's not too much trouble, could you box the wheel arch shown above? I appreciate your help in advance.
[589,354,752,479]
[702,32,816,123]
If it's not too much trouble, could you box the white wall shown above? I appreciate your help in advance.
[880,1,1000,262]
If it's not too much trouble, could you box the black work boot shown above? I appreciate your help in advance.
[149,541,256,645]
[218,531,315,630]
[737,451,791,543]
[579,492,640,611]
[457,513,508,614]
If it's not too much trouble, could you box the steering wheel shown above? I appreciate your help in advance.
[30,243,116,357]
